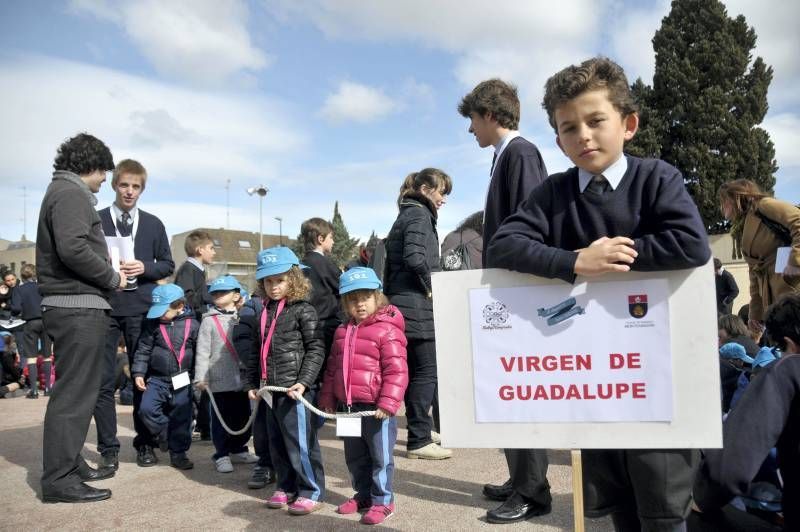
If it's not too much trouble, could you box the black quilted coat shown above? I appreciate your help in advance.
[246,297,325,390]
[383,193,441,340]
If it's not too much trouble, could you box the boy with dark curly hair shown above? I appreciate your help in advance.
[488,57,711,531]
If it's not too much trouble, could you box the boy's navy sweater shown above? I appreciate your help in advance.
[487,156,711,281]
[302,251,342,328]
[174,260,213,317]
[10,281,43,320]
[98,207,174,317]
[695,354,800,530]
[483,136,548,267]
[131,310,200,380]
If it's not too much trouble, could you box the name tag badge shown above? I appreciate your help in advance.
[171,371,190,390]
[336,417,362,438]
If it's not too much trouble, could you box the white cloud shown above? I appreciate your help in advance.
[70,0,269,85]
[608,0,671,85]
[763,113,800,169]
[320,81,398,124]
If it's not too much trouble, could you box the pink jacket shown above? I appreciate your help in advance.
[319,305,408,415]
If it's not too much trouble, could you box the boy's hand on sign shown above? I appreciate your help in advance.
[375,408,391,419]
[248,389,258,400]
[287,383,306,400]
[574,236,637,276]
[134,376,147,391]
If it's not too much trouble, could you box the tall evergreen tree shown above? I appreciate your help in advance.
[630,0,777,234]
[330,201,360,269]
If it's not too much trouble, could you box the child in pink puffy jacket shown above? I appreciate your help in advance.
[319,267,408,526]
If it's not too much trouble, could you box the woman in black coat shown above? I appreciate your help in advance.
[384,167,453,460]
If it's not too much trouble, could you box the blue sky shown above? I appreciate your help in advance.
[0,0,797,244]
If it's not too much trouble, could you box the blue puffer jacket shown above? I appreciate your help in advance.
[132,310,200,380]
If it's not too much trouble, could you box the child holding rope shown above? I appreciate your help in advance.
[319,267,408,525]
[246,247,326,515]
[194,275,258,474]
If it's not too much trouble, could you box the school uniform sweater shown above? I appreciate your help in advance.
[98,207,174,317]
[194,307,244,392]
[487,156,711,281]
[10,281,43,320]
[174,260,212,317]
[695,353,800,530]
[302,251,342,329]
[483,136,548,268]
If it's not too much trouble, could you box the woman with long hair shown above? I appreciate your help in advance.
[384,168,453,460]
[718,179,799,333]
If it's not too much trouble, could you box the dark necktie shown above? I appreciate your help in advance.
[490,152,497,176]
[117,211,132,237]
[587,174,610,195]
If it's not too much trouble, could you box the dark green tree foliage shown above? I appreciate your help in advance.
[330,201,360,269]
[631,0,777,233]
[291,231,305,258]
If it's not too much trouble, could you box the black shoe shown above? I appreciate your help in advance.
[26,389,39,399]
[170,454,194,470]
[0,385,8,398]
[483,478,514,501]
[42,482,112,503]
[78,464,116,482]
[486,492,551,524]
[248,465,275,489]
[100,451,119,471]
[136,446,158,467]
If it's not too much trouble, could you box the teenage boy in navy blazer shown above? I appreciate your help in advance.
[488,57,711,532]
[93,159,175,469]
[459,79,552,524]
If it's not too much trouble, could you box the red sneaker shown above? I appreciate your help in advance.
[361,503,395,525]
[336,497,371,514]
[288,496,322,515]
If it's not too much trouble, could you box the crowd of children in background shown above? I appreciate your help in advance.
[1,54,798,530]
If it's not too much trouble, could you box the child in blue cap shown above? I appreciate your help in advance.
[131,283,200,469]
[319,267,408,525]
[195,275,258,474]
[244,246,326,515]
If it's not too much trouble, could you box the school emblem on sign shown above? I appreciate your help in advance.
[628,294,648,319]
[482,301,509,326]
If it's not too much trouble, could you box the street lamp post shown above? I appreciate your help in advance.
[246,185,269,250]
[275,216,283,246]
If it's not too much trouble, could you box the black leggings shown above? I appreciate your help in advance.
[404,338,438,450]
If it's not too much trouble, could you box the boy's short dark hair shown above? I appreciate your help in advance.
[301,217,334,252]
[184,230,213,257]
[542,57,638,132]
[458,79,520,130]
[765,294,800,352]
[53,133,114,175]
[112,159,148,190]
[718,314,748,338]
[20,264,36,281]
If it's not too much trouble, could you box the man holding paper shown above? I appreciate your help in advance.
[94,159,174,470]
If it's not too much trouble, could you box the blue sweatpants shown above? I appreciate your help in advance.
[265,391,325,501]
[138,378,193,455]
[342,404,397,506]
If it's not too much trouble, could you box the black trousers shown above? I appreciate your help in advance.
[404,338,438,451]
[209,390,251,460]
[583,449,698,532]
[41,307,109,493]
[503,448,551,506]
[252,399,273,468]
[94,314,146,453]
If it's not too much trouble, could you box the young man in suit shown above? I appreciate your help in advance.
[459,79,552,523]
[93,159,175,469]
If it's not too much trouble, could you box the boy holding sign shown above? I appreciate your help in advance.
[488,57,710,531]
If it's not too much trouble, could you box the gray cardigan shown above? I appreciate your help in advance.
[194,307,244,392]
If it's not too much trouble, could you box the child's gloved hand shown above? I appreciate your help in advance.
[134,376,147,391]
[375,408,391,419]
[287,383,306,400]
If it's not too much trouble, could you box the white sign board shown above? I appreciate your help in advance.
[433,263,721,449]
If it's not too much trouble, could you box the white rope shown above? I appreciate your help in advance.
[206,385,376,436]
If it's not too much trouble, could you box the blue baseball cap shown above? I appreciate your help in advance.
[719,342,755,365]
[255,246,307,280]
[339,267,382,295]
[208,275,242,293]
[147,283,185,319]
